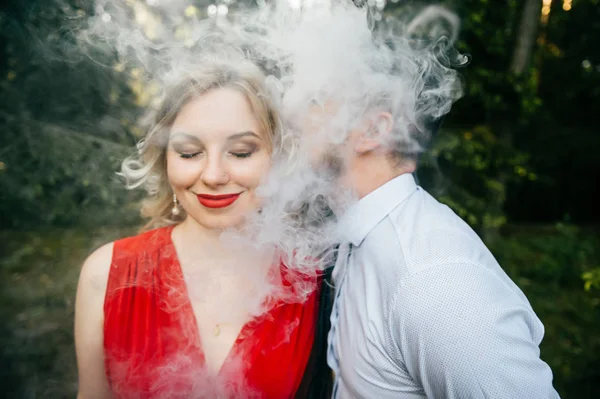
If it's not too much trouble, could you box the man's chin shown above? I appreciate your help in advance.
[318,153,345,178]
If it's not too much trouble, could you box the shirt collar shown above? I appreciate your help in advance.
[336,173,418,247]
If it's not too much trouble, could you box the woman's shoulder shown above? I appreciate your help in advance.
[78,226,172,292]
[77,241,115,305]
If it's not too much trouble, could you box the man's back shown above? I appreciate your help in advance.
[327,173,559,398]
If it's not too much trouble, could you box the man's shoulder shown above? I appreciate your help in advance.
[370,188,498,278]
[390,187,475,235]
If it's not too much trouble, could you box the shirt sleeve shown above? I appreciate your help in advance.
[390,262,560,399]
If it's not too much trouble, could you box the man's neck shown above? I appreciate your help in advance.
[344,153,415,199]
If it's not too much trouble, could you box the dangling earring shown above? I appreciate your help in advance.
[171,194,180,216]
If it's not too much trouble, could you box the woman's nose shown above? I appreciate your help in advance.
[200,155,230,187]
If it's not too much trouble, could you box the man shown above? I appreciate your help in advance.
[277,5,560,399]
[321,114,561,398]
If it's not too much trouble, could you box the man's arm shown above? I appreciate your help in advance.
[391,262,560,399]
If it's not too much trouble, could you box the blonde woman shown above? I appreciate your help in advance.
[74,60,330,398]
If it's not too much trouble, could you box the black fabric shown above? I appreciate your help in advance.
[295,248,337,398]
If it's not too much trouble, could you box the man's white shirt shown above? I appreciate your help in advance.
[326,173,559,398]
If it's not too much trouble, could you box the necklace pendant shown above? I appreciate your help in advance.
[214,324,220,337]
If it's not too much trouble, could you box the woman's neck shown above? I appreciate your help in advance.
[172,217,271,273]
[173,218,231,264]
[172,217,276,313]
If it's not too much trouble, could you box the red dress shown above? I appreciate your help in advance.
[103,226,319,398]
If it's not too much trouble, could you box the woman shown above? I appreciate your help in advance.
[74,59,332,398]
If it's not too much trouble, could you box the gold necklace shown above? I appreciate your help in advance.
[214,324,221,337]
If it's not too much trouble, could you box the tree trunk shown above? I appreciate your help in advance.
[483,0,543,244]
[510,0,542,75]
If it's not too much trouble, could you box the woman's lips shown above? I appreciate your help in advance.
[196,193,241,209]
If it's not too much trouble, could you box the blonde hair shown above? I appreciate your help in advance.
[120,60,280,231]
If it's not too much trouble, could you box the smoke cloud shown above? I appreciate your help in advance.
[75,0,466,396]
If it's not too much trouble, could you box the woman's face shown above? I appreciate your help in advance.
[166,87,272,230]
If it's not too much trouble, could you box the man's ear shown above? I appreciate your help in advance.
[354,111,393,154]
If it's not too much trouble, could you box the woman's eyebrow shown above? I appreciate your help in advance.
[170,132,202,143]
[227,131,260,141]
[170,132,260,142]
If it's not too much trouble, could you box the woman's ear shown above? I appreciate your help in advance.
[354,111,393,154]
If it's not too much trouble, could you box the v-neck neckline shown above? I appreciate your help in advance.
[165,225,261,377]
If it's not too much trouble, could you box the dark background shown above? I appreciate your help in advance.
[1,0,599,397]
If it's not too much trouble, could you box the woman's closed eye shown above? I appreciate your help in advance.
[230,151,253,159]
[179,151,202,159]
[229,143,258,159]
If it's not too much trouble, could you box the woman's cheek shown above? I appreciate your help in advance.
[237,157,271,188]
[167,158,202,187]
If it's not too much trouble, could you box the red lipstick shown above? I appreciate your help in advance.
[196,193,241,209]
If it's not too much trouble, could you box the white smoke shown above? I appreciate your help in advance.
[79,0,467,304]
[76,0,466,395]
[225,1,467,272]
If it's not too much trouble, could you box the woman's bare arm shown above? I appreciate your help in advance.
[74,242,113,399]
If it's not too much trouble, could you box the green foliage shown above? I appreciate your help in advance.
[419,125,531,233]
[0,0,142,229]
[387,0,544,234]
[0,228,134,398]
[496,223,599,286]
[540,0,600,127]
[2,0,597,230]
[490,224,600,398]
[2,226,598,398]
[0,1,599,398]
[0,115,142,228]
[582,268,600,293]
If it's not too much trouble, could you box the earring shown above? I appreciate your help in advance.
[171,194,180,216]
